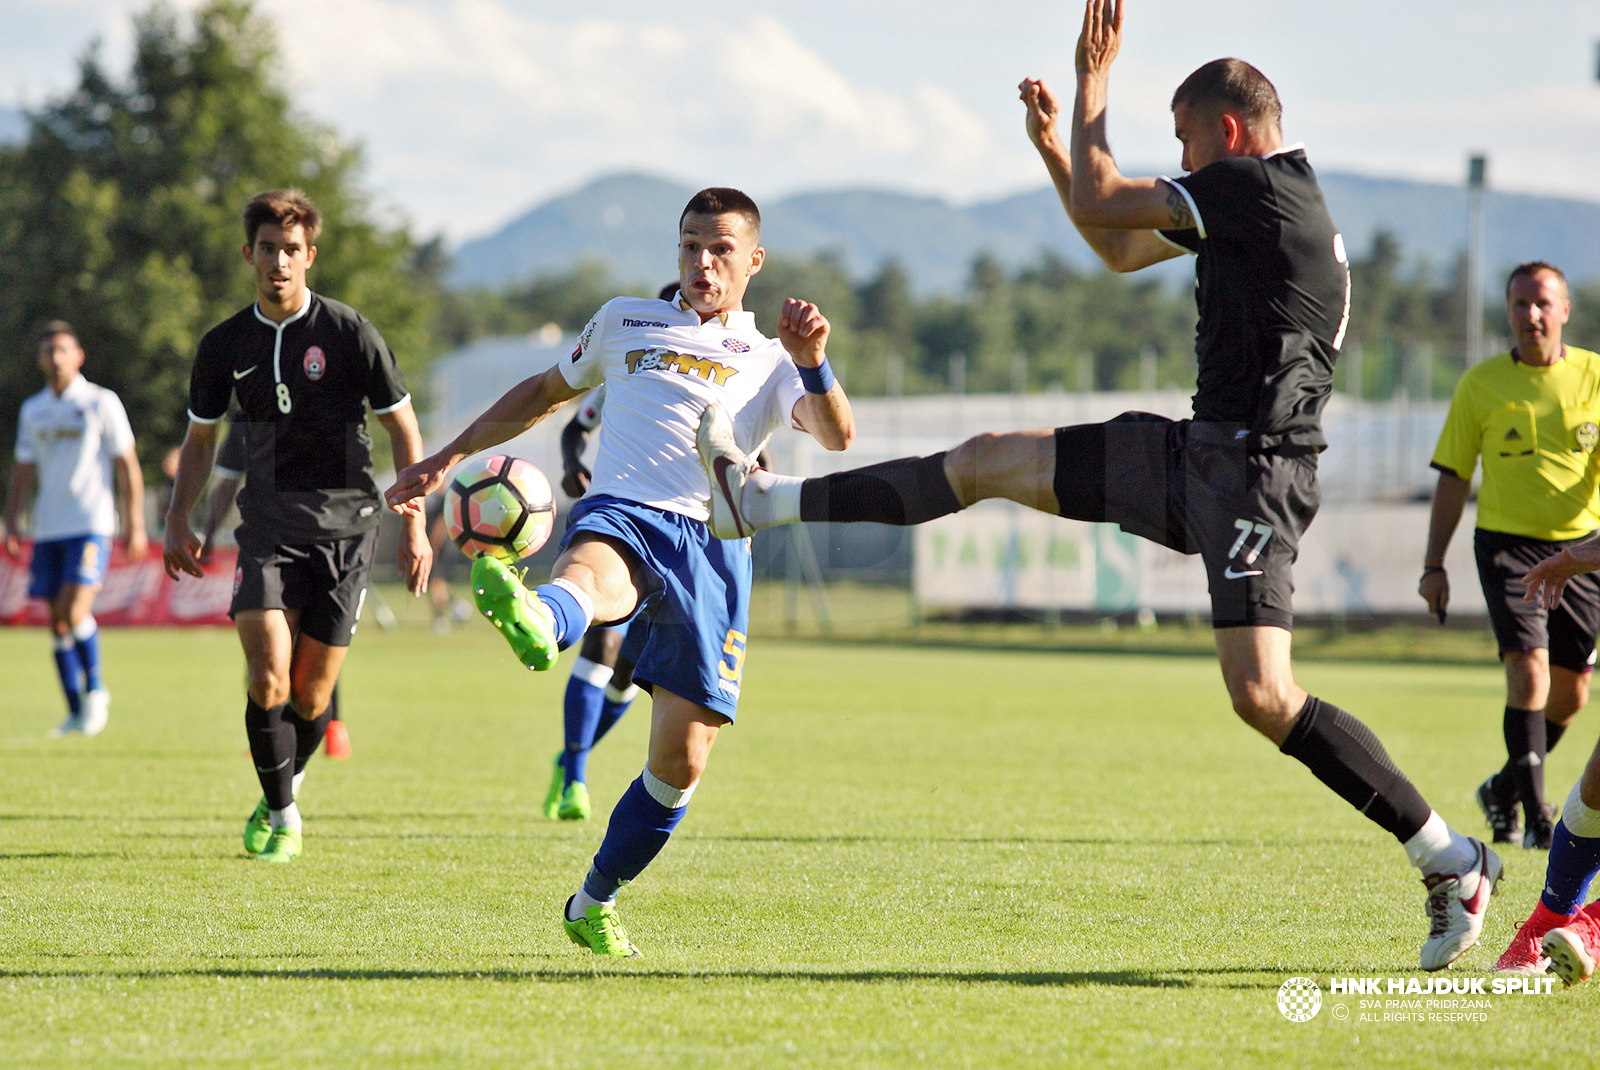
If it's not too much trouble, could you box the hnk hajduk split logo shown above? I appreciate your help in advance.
[1277,977,1323,1022]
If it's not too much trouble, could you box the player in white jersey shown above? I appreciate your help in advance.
[387,188,855,955]
[5,321,146,736]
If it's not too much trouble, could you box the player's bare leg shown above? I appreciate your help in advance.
[565,687,727,956]
[941,429,1060,511]
[472,532,639,670]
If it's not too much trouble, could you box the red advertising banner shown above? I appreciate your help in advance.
[0,541,237,627]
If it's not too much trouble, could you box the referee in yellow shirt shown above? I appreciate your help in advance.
[1422,261,1600,850]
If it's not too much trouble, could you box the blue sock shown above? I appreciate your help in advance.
[1541,819,1600,915]
[594,684,636,747]
[52,635,83,715]
[562,668,608,788]
[582,775,688,902]
[73,617,102,692]
[533,583,589,649]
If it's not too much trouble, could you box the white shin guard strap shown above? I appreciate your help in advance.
[549,578,595,632]
[72,615,98,641]
[642,767,696,809]
[1562,781,1600,838]
[570,656,614,688]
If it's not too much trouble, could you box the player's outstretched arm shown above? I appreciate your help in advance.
[4,461,35,558]
[387,365,583,511]
[1020,76,1180,272]
[162,420,220,580]
[377,401,434,596]
[780,299,854,452]
[114,446,147,563]
[1067,0,1189,233]
[1524,539,1600,611]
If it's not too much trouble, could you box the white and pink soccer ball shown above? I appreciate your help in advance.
[444,454,556,562]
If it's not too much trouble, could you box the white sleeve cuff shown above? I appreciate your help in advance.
[187,409,223,426]
[370,394,412,415]
[212,466,244,479]
[1159,177,1206,240]
[1155,231,1198,255]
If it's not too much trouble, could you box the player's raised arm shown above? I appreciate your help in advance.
[1020,76,1180,272]
[386,364,583,512]
[780,298,854,451]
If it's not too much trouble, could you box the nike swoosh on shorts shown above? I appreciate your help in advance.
[1223,567,1263,579]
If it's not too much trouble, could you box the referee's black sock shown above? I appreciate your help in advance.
[292,703,334,776]
[245,699,296,811]
[798,454,961,525]
[1502,706,1548,814]
[1279,696,1433,843]
[1492,717,1568,802]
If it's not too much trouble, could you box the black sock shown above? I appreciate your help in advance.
[328,684,340,723]
[798,454,961,525]
[1503,706,1547,814]
[292,704,334,776]
[245,699,296,810]
[1546,717,1568,754]
[1279,696,1433,843]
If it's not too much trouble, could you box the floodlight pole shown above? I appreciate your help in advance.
[1466,154,1487,367]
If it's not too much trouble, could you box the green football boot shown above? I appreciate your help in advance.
[557,781,591,821]
[254,825,303,864]
[470,556,558,670]
[563,897,640,957]
[542,752,566,820]
[242,797,272,855]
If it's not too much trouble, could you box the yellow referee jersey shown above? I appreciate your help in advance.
[1432,346,1600,541]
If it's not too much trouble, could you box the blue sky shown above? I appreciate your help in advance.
[6,1,1599,241]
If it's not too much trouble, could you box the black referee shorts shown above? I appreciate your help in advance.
[1051,413,1319,630]
[231,526,379,647]
[1473,528,1600,673]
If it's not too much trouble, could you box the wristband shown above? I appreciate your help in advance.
[796,358,836,395]
[1421,565,1445,575]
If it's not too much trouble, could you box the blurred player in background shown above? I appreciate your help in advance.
[1422,262,1599,852]
[6,321,146,737]
[388,187,855,956]
[200,416,351,761]
[700,0,1501,971]
[164,189,429,864]
[1492,544,1600,982]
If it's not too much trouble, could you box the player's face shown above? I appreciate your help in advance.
[37,332,85,389]
[678,213,764,316]
[1172,102,1232,173]
[244,222,317,309]
[1507,270,1570,351]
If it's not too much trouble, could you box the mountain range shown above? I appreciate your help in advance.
[449,170,1600,295]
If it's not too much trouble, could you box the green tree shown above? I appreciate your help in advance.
[0,0,430,477]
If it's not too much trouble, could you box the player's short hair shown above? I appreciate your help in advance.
[658,282,680,302]
[679,188,761,238]
[1506,261,1568,299]
[243,189,323,245]
[1171,58,1282,131]
[36,320,77,348]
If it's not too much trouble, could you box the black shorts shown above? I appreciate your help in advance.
[1473,528,1600,673]
[231,526,379,647]
[1051,413,1320,630]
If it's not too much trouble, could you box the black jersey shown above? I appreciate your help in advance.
[187,293,411,542]
[1159,147,1351,450]
[213,416,247,478]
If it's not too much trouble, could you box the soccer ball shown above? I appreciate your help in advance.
[444,455,556,562]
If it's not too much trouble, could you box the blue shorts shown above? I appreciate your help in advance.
[561,496,750,721]
[28,535,112,600]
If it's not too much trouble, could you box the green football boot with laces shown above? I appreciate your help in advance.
[254,825,303,863]
[557,781,591,821]
[542,753,566,820]
[563,897,640,957]
[243,797,272,855]
[471,556,558,670]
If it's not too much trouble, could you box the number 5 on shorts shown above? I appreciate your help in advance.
[718,629,747,685]
[1229,519,1273,565]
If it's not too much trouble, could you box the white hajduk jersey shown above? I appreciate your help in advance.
[561,294,806,522]
[13,375,135,541]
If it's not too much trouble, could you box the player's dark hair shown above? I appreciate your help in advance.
[243,189,324,245]
[1171,58,1282,131]
[658,282,680,302]
[679,188,761,237]
[36,320,77,347]
[1506,261,1568,299]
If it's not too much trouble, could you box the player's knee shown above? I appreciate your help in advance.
[288,688,327,721]
[247,666,290,707]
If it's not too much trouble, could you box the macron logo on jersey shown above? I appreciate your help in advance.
[626,346,738,386]
[621,318,671,329]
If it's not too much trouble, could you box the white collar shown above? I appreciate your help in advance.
[1260,142,1306,159]
[254,289,313,328]
[51,374,91,401]
[674,294,755,330]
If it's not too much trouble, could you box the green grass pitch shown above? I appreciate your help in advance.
[3,619,1598,1068]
